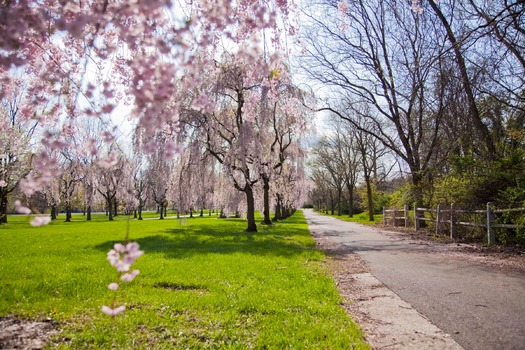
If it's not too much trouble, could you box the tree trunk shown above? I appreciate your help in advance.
[365,176,374,221]
[347,184,354,217]
[107,195,114,221]
[337,187,342,216]
[159,203,164,220]
[87,205,92,221]
[262,175,272,225]
[65,204,72,222]
[113,198,118,217]
[0,194,7,224]
[245,186,257,232]
[51,205,57,221]
[273,194,282,221]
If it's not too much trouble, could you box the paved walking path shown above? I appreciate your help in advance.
[303,209,525,350]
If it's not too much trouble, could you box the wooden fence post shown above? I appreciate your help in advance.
[436,204,442,235]
[392,207,397,227]
[414,203,420,231]
[450,203,456,239]
[487,202,495,245]
[404,204,409,228]
[383,207,386,226]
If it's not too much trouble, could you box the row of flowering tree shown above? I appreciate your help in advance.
[171,50,310,231]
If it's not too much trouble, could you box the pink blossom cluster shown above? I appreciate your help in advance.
[410,0,440,14]
[13,200,52,227]
[102,242,144,317]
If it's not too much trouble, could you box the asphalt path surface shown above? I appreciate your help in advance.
[303,209,525,350]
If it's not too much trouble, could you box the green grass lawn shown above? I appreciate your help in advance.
[0,211,368,349]
[316,210,384,225]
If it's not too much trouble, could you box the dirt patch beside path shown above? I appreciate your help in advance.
[0,317,57,350]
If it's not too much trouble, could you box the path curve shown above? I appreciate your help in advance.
[303,209,525,350]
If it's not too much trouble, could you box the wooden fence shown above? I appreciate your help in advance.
[383,203,525,245]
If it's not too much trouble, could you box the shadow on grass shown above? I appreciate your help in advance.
[94,212,315,259]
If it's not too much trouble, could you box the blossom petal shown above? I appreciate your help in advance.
[101,305,125,316]
[108,283,119,291]
[30,216,51,227]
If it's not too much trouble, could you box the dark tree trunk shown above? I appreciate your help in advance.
[0,194,7,224]
[113,198,118,217]
[347,184,354,217]
[337,188,342,216]
[138,201,143,220]
[159,203,164,220]
[262,175,272,225]
[245,186,257,232]
[65,204,72,222]
[107,195,114,221]
[365,176,374,221]
[87,205,92,221]
[51,205,57,221]
[273,194,282,221]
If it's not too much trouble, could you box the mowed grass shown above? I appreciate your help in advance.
[0,211,368,349]
[317,210,384,225]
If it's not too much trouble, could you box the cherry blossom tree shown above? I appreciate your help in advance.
[58,155,83,222]
[0,104,33,223]
[144,133,174,220]
[96,150,125,221]
[0,75,48,223]
[258,77,310,224]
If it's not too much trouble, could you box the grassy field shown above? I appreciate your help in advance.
[0,211,368,349]
[316,210,384,225]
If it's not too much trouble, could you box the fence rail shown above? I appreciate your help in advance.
[382,203,525,245]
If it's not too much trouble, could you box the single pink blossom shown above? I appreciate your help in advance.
[14,200,31,215]
[115,260,131,272]
[108,283,119,291]
[107,250,120,266]
[101,305,125,316]
[125,242,140,252]
[123,249,144,265]
[120,270,140,282]
[30,216,51,227]
[113,243,127,253]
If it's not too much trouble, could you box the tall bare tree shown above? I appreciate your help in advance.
[300,0,451,208]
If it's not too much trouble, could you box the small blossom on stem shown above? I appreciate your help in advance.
[102,241,143,317]
[14,200,31,215]
[121,269,140,282]
[101,305,126,317]
[30,216,51,227]
[108,283,119,291]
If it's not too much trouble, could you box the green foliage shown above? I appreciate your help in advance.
[387,181,414,208]
[0,212,368,349]
[356,182,389,214]
[431,175,474,208]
